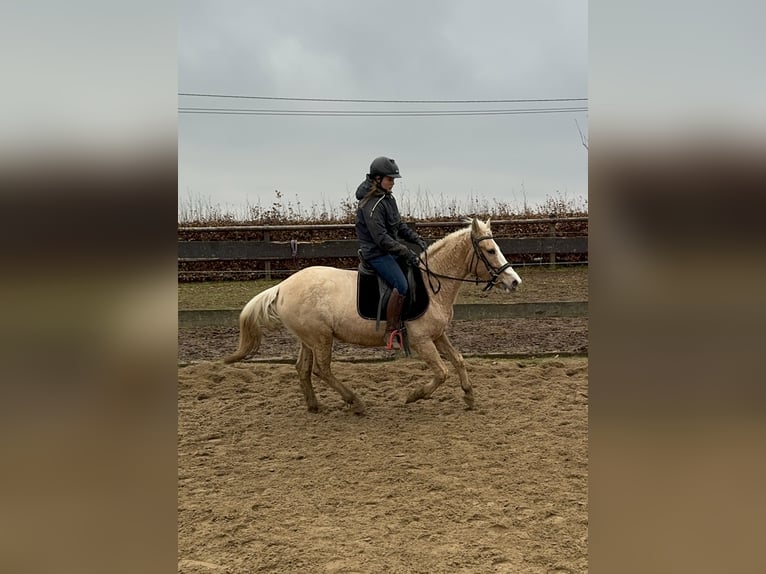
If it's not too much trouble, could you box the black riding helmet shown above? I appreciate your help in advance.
[369,156,401,179]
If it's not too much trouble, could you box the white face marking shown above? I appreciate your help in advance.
[486,238,521,291]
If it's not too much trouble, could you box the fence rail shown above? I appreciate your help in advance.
[177,216,588,233]
[178,217,588,279]
[178,236,587,261]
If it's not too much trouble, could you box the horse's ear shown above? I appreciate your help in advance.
[486,217,491,228]
[471,217,480,235]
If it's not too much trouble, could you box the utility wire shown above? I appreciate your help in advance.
[178,106,588,117]
[178,92,587,104]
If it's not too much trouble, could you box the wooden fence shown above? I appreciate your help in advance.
[178,236,587,261]
[178,217,588,279]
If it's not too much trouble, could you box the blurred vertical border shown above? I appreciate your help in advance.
[590,1,766,572]
[0,2,177,573]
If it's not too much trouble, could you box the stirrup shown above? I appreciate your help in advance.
[385,329,404,351]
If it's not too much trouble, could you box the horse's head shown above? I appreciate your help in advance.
[470,218,522,292]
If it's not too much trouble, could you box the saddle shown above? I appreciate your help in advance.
[356,255,430,329]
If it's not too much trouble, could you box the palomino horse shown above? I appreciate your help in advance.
[224,218,521,413]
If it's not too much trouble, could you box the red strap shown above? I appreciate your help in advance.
[386,329,404,351]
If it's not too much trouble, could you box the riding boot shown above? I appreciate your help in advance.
[383,288,406,348]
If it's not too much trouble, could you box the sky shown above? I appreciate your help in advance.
[178,0,588,218]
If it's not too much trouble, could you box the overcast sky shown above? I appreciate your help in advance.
[178,0,588,218]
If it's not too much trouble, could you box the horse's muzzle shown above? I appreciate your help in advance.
[501,277,520,293]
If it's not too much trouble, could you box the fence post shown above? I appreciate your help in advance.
[263,230,271,280]
[548,214,557,268]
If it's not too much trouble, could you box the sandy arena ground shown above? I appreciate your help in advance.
[179,266,588,573]
[178,354,588,573]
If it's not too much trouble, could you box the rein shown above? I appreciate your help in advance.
[418,234,512,294]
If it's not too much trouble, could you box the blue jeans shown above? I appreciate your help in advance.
[367,254,408,295]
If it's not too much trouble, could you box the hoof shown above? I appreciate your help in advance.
[405,387,426,403]
[463,394,475,410]
[348,399,366,415]
[306,404,319,413]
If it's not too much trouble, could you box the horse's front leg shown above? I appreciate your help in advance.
[405,339,448,404]
[434,333,474,409]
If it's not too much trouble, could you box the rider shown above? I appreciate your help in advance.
[355,156,428,346]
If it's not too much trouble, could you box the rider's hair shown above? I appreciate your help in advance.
[359,176,380,208]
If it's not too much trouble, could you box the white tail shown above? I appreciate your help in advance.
[223,285,282,363]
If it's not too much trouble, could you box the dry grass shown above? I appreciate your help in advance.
[178,189,587,225]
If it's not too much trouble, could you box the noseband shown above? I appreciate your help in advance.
[471,235,514,291]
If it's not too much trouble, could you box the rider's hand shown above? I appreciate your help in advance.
[416,238,428,252]
[407,249,421,267]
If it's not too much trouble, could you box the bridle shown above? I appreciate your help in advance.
[418,234,513,294]
[470,235,514,290]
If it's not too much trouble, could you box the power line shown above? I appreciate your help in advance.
[178,92,587,104]
[178,106,588,117]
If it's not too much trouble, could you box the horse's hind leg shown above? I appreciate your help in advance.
[312,339,366,415]
[406,339,448,404]
[434,333,474,409]
[295,343,319,412]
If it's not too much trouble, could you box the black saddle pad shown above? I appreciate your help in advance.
[356,263,429,321]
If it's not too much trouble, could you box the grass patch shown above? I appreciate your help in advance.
[178,280,281,310]
[178,266,588,310]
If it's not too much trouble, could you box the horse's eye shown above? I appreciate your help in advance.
[487,249,496,255]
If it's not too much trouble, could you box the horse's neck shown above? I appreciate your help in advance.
[423,233,474,307]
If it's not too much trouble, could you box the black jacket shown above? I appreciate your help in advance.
[355,177,422,261]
